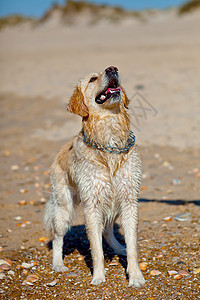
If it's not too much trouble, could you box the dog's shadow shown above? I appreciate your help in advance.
[48,223,127,274]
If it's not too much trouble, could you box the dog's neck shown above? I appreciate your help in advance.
[82,107,130,149]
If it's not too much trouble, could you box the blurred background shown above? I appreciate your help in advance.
[0,1,200,298]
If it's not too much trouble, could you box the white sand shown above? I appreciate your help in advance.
[0,12,200,149]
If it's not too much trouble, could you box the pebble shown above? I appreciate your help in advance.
[175,213,192,222]
[174,274,182,280]
[172,178,181,185]
[14,216,22,221]
[168,270,178,276]
[46,279,57,286]
[163,216,172,222]
[19,189,28,194]
[0,273,5,279]
[109,261,118,266]
[78,255,84,261]
[23,274,39,285]
[21,262,34,269]
[8,270,15,276]
[0,259,12,266]
[40,197,46,204]
[38,237,47,242]
[156,254,163,259]
[17,200,27,206]
[188,168,199,174]
[179,270,190,277]
[0,264,11,271]
[193,268,200,274]
[150,270,161,276]
[139,262,148,270]
[11,165,19,171]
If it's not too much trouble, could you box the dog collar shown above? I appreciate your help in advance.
[82,130,135,154]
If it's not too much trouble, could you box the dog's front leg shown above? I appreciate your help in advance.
[121,200,145,287]
[83,206,105,285]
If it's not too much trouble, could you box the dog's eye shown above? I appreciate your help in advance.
[89,77,98,83]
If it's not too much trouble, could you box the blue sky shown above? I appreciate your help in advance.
[0,0,186,18]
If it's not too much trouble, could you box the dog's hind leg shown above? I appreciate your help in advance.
[103,224,126,256]
[44,167,76,272]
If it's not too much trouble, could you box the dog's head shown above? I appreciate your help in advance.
[67,66,129,117]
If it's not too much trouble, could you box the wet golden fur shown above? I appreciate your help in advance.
[44,67,145,287]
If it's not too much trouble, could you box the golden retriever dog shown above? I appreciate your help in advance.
[44,66,145,287]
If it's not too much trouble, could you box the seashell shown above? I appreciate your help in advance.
[139,262,148,270]
[168,270,178,276]
[175,213,192,222]
[18,200,27,206]
[21,262,34,269]
[174,274,182,280]
[178,270,190,276]
[38,237,47,242]
[193,268,200,274]
[150,270,161,276]
[46,279,57,286]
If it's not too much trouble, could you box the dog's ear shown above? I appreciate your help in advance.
[121,87,130,109]
[67,86,89,117]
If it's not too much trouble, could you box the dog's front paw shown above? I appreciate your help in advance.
[53,264,68,272]
[128,271,145,288]
[91,275,105,285]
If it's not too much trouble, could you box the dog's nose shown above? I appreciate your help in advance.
[105,66,118,76]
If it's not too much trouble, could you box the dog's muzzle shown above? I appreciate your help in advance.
[95,66,121,104]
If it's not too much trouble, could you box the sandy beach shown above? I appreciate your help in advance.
[0,6,200,299]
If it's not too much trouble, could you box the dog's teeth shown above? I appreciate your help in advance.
[100,95,106,100]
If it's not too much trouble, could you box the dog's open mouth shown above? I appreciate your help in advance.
[95,79,121,104]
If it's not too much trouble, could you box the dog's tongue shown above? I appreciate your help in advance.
[105,86,121,95]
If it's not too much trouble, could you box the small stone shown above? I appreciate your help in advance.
[17,200,27,206]
[141,186,148,191]
[172,178,181,185]
[21,262,34,269]
[40,197,46,204]
[193,268,200,274]
[139,262,148,270]
[14,216,22,221]
[25,274,39,283]
[78,255,84,261]
[8,270,15,276]
[46,279,57,286]
[24,220,31,224]
[109,261,118,266]
[175,213,192,222]
[150,270,161,276]
[156,254,163,259]
[178,270,190,277]
[163,216,172,222]
[4,259,12,266]
[11,165,19,171]
[38,237,47,242]
[168,270,178,276]
[0,264,10,271]
[22,269,28,275]
[174,274,182,280]
[19,189,28,194]
[0,273,5,279]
